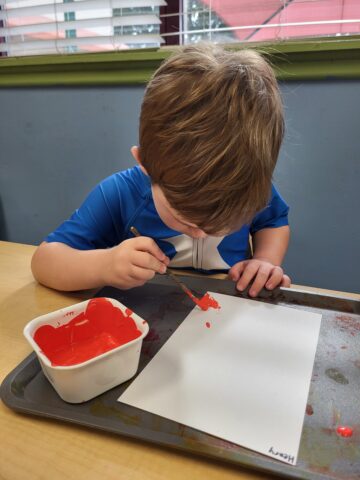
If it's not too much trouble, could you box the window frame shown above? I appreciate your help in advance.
[1,0,360,83]
[160,0,180,46]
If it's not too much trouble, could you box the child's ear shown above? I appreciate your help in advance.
[130,146,148,176]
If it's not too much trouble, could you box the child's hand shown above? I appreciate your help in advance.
[103,237,170,289]
[228,259,291,297]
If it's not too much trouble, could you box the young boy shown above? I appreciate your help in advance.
[32,43,290,298]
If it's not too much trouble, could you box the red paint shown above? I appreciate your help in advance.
[125,308,133,316]
[196,293,220,311]
[336,426,353,438]
[205,322,211,329]
[145,328,160,342]
[306,404,314,416]
[336,314,360,335]
[34,298,142,366]
[186,291,220,311]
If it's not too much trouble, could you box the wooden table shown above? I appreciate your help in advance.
[0,241,358,480]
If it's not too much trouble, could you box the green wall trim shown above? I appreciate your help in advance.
[1,36,360,86]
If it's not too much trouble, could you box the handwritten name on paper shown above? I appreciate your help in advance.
[268,446,295,465]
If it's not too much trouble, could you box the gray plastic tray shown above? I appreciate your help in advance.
[1,275,359,479]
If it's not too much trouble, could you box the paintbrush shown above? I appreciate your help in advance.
[130,226,200,306]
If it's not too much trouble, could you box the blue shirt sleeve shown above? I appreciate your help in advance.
[45,175,126,250]
[250,184,289,235]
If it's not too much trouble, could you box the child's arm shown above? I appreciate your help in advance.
[228,225,290,297]
[31,238,169,292]
[252,224,290,265]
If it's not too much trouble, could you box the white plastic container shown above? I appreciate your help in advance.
[23,298,149,403]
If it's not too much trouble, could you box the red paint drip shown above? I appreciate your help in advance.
[306,404,314,416]
[186,291,220,311]
[34,298,142,366]
[205,322,211,329]
[336,426,353,438]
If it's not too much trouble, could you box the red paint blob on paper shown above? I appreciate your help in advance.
[125,308,133,316]
[34,298,142,366]
[205,322,211,329]
[196,293,220,311]
[186,291,220,311]
[336,426,353,438]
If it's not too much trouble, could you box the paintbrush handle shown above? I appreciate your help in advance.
[130,226,141,237]
[166,269,195,299]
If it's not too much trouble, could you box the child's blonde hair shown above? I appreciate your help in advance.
[139,43,284,234]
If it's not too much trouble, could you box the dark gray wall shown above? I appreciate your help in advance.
[277,82,360,293]
[0,82,359,293]
[0,88,141,242]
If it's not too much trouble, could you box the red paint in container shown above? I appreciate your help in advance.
[336,426,353,438]
[34,298,141,367]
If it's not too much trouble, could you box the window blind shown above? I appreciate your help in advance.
[167,0,360,45]
[1,0,359,58]
[0,0,166,56]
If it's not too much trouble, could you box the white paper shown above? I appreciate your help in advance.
[118,292,322,464]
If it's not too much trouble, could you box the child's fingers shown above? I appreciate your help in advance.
[281,274,291,287]
[128,264,157,283]
[133,236,169,263]
[132,251,167,274]
[264,266,284,290]
[236,261,260,291]
[228,261,247,282]
[248,264,273,297]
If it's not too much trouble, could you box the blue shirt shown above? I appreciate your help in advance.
[46,166,289,272]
